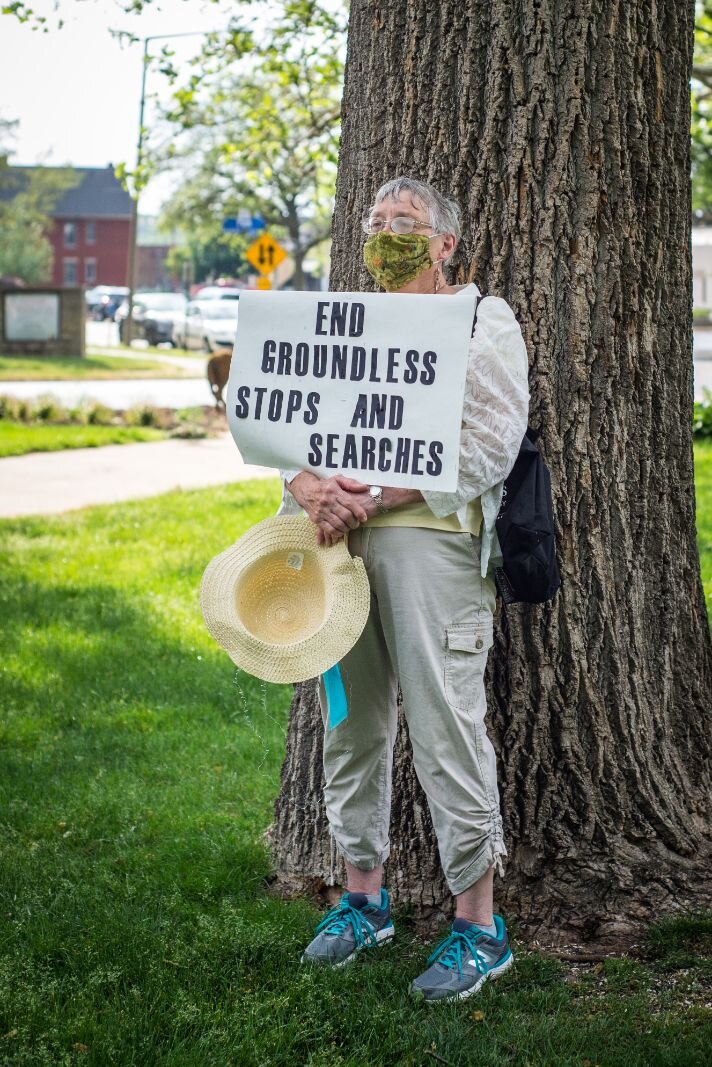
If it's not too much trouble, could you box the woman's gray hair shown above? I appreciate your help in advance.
[371,176,462,263]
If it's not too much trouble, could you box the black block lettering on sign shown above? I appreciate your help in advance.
[253,387,268,419]
[295,342,309,376]
[304,392,320,425]
[315,301,366,337]
[308,433,322,464]
[267,390,283,421]
[403,349,419,384]
[277,342,292,375]
[315,301,329,335]
[234,385,250,418]
[332,344,348,379]
[421,351,437,385]
[342,435,359,467]
[330,302,348,336]
[261,340,276,373]
[395,436,411,472]
[378,437,392,472]
[325,433,339,468]
[386,347,400,383]
[426,441,444,475]
[285,391,303,422]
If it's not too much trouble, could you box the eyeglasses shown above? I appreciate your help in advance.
[361,214,439,236]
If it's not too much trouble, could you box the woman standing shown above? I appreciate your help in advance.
[278,176,530,1003]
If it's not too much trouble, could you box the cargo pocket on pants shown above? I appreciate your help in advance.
[444,618,494,714]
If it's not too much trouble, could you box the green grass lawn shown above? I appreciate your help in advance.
[696,439,712,605]
[0,350,201,381]
[93,343,201,361]
[0,474,710,1066]
[0,422,167,457]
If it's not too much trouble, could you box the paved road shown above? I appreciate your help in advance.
[0,434,277,518]
[0,377,217,409]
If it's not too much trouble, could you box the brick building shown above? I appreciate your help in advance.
[1,165,132,287]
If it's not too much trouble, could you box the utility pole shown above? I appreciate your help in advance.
[124,30,220,345]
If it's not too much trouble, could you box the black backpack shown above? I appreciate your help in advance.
[472,296,561,606]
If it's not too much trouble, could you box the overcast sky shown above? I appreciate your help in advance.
[0,0,236,214]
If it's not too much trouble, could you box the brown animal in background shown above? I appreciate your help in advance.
[207,348,232,410]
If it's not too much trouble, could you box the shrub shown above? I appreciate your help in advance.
[693,387,712,439]
[0,394,29,421]
[175,406,203,423]
[124,403,164,428]
[169,423,208,439]
[67,404,88,425]
[31,394,66,423]
[84,401,114,426]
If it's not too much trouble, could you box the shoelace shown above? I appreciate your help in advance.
[428,929,489,978]
[316,899,379,949]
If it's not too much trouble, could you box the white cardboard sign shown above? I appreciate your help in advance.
[226,289,475,491]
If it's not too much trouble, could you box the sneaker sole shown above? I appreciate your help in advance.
[416,949,514,1004]
[301,924,395,968]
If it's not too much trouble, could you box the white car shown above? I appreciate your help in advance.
[192,286,243,301]
[173,299,240,352]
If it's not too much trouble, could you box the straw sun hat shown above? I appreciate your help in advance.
[200,515,371,684]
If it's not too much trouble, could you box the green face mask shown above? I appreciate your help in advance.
[363,231,434,291]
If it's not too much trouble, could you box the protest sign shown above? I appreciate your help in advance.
[226,289,475,491]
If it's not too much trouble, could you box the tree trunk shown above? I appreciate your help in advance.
[285,200,306,290]
[270,0,712,953]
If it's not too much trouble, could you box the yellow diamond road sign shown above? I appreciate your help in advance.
[246,233,287,275]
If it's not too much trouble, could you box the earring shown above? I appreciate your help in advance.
[433,261,443,294]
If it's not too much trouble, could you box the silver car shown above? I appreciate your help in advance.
[173,299,240,352]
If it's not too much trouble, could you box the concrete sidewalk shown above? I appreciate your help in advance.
[0,434,277,518]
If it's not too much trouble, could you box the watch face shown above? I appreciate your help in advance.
[369,485,381,499]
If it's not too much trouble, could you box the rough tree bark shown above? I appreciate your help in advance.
[271,0,712,952]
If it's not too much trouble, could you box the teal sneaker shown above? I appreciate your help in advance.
[301,889,394,968]
[411,915,513,1002]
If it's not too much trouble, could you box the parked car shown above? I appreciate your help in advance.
[192,285,243,301]
[173,299,240,352]
[116,291,187,346]
[85,286,130,321]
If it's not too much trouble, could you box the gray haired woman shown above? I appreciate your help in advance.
[278,176,530,1003]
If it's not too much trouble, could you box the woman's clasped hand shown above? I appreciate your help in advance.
[286,473,368,546]
[287,472,416,546]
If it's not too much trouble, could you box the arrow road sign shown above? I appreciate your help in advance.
[245,233,287,275]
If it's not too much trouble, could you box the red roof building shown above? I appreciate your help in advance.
[2,165,132,288]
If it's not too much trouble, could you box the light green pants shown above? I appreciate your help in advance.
[317,525,507,896]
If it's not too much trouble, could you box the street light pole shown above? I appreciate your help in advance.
[124,35,150,346]
[124,30,220,346]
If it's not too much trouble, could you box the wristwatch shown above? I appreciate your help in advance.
[369,485,389,514]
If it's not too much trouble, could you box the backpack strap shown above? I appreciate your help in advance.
[471,293,485,337]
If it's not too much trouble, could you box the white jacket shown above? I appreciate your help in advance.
[276,282,531,578]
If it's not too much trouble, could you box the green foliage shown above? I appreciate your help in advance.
[0,352,197,381]
[123,402,162,427]
[693,386,712,437]
[0,421,165,456]
[646,912,712,975]
[695,438,712,610]
[0,395,221,454]
[693,3,712,215]
[0,122,80,283]
[152,1,346,287]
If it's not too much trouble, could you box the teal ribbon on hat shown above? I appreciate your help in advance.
[323,663,348,730]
